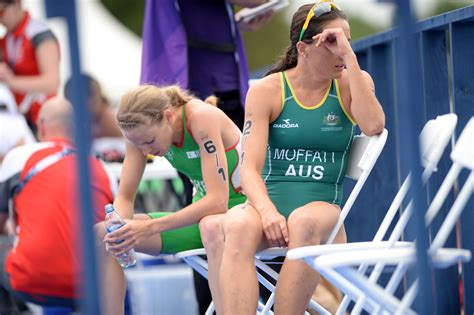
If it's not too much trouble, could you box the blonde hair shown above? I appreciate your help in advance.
[116,85,193,130]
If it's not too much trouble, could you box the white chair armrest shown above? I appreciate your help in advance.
[314,247,471,270]
[314,247,419,269]
[431,248,472,268]
[287,241,413,260]
[174,248,207,259]
[255,247,288,260]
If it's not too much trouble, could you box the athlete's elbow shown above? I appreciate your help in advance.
[208,195,228,214]
[361,117,385,136]
[240,167,258,192]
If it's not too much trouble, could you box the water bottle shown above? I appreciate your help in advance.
[104,204,137,268]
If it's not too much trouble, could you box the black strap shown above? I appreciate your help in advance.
[13,147,75,196]
[187,38,236,53]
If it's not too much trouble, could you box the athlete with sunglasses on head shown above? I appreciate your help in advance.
[203,2,385,313]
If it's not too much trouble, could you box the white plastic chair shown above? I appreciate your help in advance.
[288,114,471,314]
[177,128,388,314]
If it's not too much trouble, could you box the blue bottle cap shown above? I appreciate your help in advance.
[105,204,115,214]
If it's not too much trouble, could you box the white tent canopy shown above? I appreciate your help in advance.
[20,0,142,105]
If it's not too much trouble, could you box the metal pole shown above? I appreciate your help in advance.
[393,0,434,313]
[44,1,101,314]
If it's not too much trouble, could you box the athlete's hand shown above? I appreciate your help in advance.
[313,28,354,61]
[104,219,153,256]
[259,204,289,247]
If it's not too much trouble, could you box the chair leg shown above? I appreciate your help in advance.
[337,267,415,315]
[395,280,418,315]
[205,301,215,315]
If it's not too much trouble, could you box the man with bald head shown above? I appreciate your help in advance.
[36,96,75,141]
[0,97,115,312]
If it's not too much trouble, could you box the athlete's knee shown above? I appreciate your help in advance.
[224,213,260,241]
[288,209,320,244]
[223,214,261,257]
[199,216,224,250]
[94,221,106,244]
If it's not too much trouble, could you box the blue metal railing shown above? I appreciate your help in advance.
[344,4,474,314]
[44,1,101,314]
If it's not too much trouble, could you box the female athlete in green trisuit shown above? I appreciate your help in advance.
[95,85,245,315]
[215,2,385,314]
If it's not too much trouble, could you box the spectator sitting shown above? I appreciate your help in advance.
[0,83,36,165]
[0,97,116,312]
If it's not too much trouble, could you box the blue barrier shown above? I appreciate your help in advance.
[44,0,101,314]
[343,5,474,313]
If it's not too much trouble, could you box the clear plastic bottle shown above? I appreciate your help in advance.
[104,204,136,268]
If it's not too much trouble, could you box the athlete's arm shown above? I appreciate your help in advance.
[106,103,233,252]
[314,28,385,136]
[241,78,289,247]
[0,39,60,94]
[113,141,147,219]
[148,103,230,233]
[344,60,385,136]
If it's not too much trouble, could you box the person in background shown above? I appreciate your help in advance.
[216,2,385,313]
[65,73,122,139]
[0,97,116,312]
[0,0,60,133]
[140,1,272,310]
[0,83,35,166]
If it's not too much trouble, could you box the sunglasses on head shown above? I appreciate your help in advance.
[298,1,341,42]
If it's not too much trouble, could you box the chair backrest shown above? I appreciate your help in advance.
[346,132,385,180]
[451,117,474,170]
[426,117,474,252]
[326,129,388,244]
[337,113,459,314]
[371,113,458,244]
[419,113,458,181]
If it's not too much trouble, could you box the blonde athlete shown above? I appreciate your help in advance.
[95,85,245,315]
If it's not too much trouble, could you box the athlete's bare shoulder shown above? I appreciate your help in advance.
[186,98,219,123]
[247,73,282,108]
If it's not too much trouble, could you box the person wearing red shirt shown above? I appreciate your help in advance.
[0,97,116,312]
[0,0,60,132]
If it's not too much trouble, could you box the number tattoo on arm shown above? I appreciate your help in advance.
[241,119,253,164]
[203,139,226,181]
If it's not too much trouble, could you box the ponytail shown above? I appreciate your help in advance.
[162,85,193,107]
[265,45,298,76]
[117,84,193,130]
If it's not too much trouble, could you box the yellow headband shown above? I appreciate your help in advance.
[298,1,341,42]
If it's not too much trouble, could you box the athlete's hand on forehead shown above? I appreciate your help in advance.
[313,28,353,59]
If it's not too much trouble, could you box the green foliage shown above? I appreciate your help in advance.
[98,0,469,72]
[423,1,471,19]
[101,0,145,36]
[242,13,381,71]
[348,17,382,44]
[241,14,289,72]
